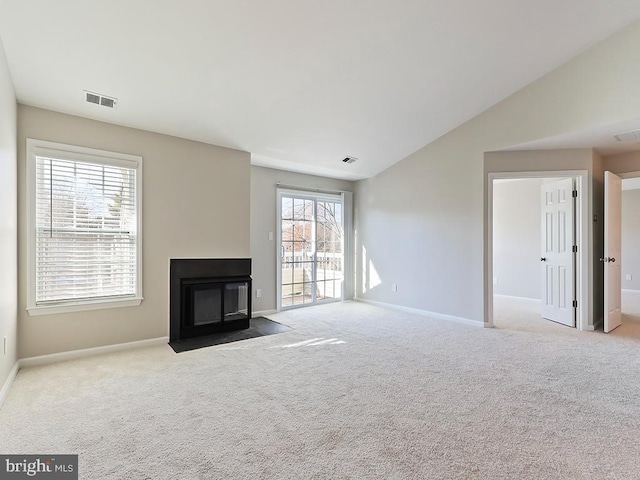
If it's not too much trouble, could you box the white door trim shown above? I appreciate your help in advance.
[485,170,590,331]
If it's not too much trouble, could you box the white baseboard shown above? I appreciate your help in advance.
[355,298,482,327]
[19,337,170,369]
[493,294,542,303]
[0,362,19,410]
[253,309,277,317]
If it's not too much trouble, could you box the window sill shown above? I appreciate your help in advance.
[27,297,143,316]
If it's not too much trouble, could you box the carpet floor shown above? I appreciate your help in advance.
[1,299,640,479]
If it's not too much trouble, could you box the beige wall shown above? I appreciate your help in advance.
[493,179,544,300]
[250,166,354,313]
[603,151,640,175]
[622,189,640,291]
[355,18,640,323]
[18,106,250,358]
[0,37,17,391]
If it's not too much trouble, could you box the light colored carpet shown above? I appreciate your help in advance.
[2,300,640,479]
[494,292,640,340]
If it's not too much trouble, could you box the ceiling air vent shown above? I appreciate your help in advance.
[342,156,357,164]
[614,129,640,142]
[85,92,100,105]
[100,96,116,108]
[84,90,117,109]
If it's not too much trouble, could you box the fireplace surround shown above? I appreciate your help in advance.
[170,258,252,342]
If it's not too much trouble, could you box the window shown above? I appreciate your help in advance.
[27,139,142,315]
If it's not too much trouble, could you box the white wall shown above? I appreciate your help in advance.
[355,18,640,323]
[0,36,17,391]
[250,166,354,313]
[18,106,251,358]
[622,189,640,291]
[493,179,544,300]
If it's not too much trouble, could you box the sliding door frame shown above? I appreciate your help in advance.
[276,187,352,312]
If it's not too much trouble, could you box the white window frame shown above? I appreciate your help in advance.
[26,139,143,315]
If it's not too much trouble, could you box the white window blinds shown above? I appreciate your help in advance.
[34,155,138,305]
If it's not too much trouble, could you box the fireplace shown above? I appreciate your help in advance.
[170,258,252,342]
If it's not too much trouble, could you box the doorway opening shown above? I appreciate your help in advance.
[277,189,345,311]
[485,170,590,331]
[616,171,640,333]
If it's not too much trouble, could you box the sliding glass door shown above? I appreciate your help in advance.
[278,191,344,310]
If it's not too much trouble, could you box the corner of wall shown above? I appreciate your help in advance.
[0,362,19,410]
[250,165,355,312]
[0,32,18,403]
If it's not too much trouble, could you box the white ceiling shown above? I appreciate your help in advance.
[2,1,640,180]
[623,177,640,190]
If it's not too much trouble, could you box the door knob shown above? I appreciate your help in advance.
[600,257,616,263]
[540,257,546,262]
[609,257,616,263]
[600,257,608,262]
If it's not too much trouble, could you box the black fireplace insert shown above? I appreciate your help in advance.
[170,258,252,342]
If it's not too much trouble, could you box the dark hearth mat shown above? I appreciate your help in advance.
[169,317,292,353]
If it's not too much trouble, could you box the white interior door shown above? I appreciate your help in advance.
[541,178,575,327]
[604,171,622,333]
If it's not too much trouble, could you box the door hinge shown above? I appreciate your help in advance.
[572,245,577,253]
[572,190,578,198]
[572,300,578,308]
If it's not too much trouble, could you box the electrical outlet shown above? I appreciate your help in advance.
[392,284,398,292]
[268,232,274,241]
[626,274,632,281]
[256,289,262,298]
[493,277,498,285]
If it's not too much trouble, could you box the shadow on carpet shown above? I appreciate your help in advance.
[169,317,292,353]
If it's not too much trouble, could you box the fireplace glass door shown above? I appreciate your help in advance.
[182,279,250,337]
[224,282,249,321]
[193,286,222,325]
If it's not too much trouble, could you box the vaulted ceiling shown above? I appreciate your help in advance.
[2,1,640,180]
